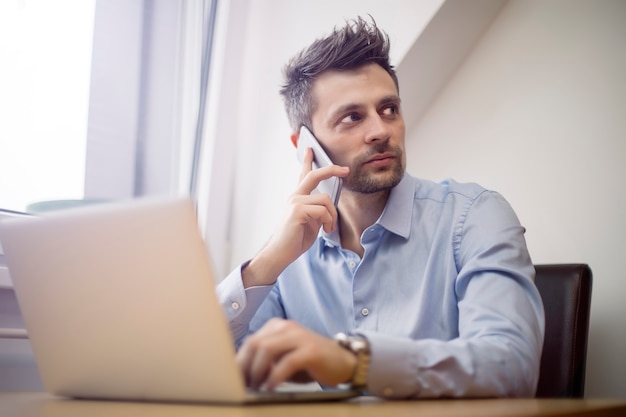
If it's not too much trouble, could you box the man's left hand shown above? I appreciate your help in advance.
[236,318,357,391]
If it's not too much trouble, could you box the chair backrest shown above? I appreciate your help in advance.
[534,264,592,398]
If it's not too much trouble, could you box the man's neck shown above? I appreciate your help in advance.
[337,189,390,257]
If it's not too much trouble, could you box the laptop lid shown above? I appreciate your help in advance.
[0,198,257,403]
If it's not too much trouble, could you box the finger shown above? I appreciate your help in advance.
[265,340,356,390]
[296,165,349,197]
[289,194,335,221]
[238,335,278,390]
[288,196,336,233]
[236,340,256,387]
[298,147,314,182]
[247,343,275,390]
[263,346,316,391]
[246,321,308,391]
[238,319,294,389]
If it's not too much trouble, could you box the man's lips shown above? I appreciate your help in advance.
[364,152,396,167]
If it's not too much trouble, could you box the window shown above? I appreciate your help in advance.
[0,1,217,212]
[0,0,229,274]
[0,0,96,212]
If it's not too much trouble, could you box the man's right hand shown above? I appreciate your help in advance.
[242,148,349,288]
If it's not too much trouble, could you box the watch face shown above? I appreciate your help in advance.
[334,333,371,388]
[349,338,370,353]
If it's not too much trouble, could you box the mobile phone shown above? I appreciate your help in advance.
[296,126,343,206]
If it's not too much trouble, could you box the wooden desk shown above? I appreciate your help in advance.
[2,393,626,417]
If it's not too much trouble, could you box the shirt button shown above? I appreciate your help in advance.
[361,307,369,316]
[231,302,240,310]
[383,387,394,397]
[348,260,356,269]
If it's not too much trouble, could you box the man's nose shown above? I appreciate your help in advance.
[363,114,391,144]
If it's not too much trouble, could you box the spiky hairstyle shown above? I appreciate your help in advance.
[280,17,398,131]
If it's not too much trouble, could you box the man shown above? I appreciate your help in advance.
[217,17,544,398]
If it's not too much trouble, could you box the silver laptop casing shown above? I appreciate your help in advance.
[0,198,358,403]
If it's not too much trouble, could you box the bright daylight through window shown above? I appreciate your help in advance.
[0,0,96,212]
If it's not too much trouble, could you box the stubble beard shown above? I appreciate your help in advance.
[342,144,405,194]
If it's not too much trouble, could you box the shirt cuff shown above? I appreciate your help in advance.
[357,331,420,398]
[216,262,274,343]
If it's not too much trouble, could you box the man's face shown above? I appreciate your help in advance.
[309,63,406,194]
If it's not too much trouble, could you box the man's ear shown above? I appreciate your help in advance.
[290,131,299,149]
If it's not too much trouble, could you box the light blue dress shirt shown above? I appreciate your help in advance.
[217,173,545,398]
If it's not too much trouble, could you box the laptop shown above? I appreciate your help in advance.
[0,197,359,404]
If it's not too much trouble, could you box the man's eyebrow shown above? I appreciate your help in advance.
[379,95,402,105]
[328,95,402,120]
[329,102,362,117]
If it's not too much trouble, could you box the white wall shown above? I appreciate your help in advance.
[406,0,626,397]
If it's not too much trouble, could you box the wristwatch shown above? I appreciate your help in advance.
[334,332,371,389]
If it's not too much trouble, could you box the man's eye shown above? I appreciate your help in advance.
[340,113,361,124]
[382,105,398,116]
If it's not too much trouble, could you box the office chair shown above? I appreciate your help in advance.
[534,264,592,398]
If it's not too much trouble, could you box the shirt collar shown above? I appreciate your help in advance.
[377,172,414,239]
[320,173,415,248]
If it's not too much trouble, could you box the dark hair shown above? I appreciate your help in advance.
[280,16,398,131]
